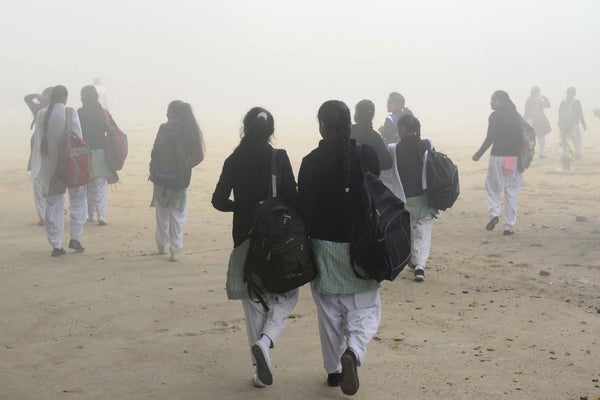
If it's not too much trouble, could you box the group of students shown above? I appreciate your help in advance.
[210,95,440,395]
[26,84,118,256]
[24,84,544,394]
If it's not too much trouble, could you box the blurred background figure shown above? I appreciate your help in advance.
[558,87,587,170]
[93,78,109,110]
[379,92,413,144]
[523,86,551,158]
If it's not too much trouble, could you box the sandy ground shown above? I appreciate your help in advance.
[0,112,599,400]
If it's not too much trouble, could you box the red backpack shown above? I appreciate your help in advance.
[57,108,94,188]
[103,109,127,171]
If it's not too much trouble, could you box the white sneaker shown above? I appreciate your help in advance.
[251,340,273,386]
[252,372,267,388]
[170,252,180,262]
[98,216,108,226]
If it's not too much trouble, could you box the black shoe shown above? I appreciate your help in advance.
[68,239,85,252]
[327,373,342,387]
[340,348,359,395]
[51,248,65,257]
[503,230,514,236]
[414,269,425,282]
[486,216,499,231]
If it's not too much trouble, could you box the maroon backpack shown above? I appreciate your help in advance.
[57,108,94,188]
[103,109,127,171]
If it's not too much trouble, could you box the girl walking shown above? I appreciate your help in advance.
[212,107,299,388]
[473,90,524,235]
[150,101,204,261]
[298,100,381,396]
[395,114,438,281]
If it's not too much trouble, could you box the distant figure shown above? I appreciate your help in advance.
[31,85,87,256]
[594,108,600,119]
[350,99,392,170]
[523,86,551,158]
[212,107,299,388]
[24,86,53,226]
[93,78,109,110]
[558,87,586,168]
[379,92,413,144]
[78,85,119,225]
[150,101,204,262]
[298,100,381,395]
[472,90,523,236]
[395,114,438,282]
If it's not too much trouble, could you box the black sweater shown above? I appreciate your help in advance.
[475,107,522,158]
[78,103,118,150]
[396,135,431,198]
[298,139,380,243]
[212,140,298,247]
[350,123,393,170]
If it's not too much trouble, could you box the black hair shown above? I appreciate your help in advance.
[240,107,274,145]
[41,85,68,155]
[354,99,375,126]
[42,87,54,97]
[167,100,204,165]
[397,114,421,139]
[389,92,406,107]
[318,100,352,194]
[530,86,540,96]
[81,85,99,106]
[492,90,516,112]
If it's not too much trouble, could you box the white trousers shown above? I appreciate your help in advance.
[411,215,434,269]
[486,156,523,231]
[44,186,87,248]
[154,202,188,253]
[33,175,46,220]
[536,134,546,157]
[242,290,299,365]
[572,125,582,156]
[311,287,381,374]
[87,176,108,219]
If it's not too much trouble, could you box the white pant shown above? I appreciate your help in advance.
[572,125,582,156]
[486,156,523,231]
[311,287,381,374]
[155,202,188,253]
[33,175,46,220]
[242,290,299,365]
[411,215,433,269]
[44,186,86,249]
[536,134,546,157]
[87,176,108,219]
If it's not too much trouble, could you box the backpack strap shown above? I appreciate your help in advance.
[355,143,366,177]
[269,148,281,199]
[102,108,112,128]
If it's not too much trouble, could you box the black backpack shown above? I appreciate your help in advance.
[149,126,191,191]
[420,142,459,211]
[350,145,412,282]
[244,149,317,311]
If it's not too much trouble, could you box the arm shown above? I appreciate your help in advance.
[211,157,235,212]
[381,117,396,144]
[297,159,318,234]
[278,150,299,210]
[363,144,381,176]
[24,94,40,116]
[70,108,83,138]
[369,130,393,170]
[473,114,495,161]
[540,96,551,108]
[576,100,586,130]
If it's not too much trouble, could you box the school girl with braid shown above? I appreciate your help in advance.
[298,100,381,396]
[395,114,438,282]
[212,107,299,388]
[31,85,87,256]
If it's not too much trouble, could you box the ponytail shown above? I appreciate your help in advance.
[240,107,274,145]
[40,85,67,155]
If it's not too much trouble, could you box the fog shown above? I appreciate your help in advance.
[2,0,599,137]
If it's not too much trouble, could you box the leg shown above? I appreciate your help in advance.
[572,125,582,158]
[537,134,546,157]
[341,289,381,366]
[45,194,65,250]
[91,177,108,222]
[311,288,346,374]
[68,186,87,242]
[261,289,300,345]
[33,175,46,224]
[154,205,170,254]
[411,215,434,270]
[87,182,96,220]
[485,157,503,221]
[168,200,188,260]
[242,299,268,364]
[502,170,523,232]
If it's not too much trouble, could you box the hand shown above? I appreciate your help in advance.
[472,154,480,161]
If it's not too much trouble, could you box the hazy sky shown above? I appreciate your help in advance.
[2,0,599,136]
